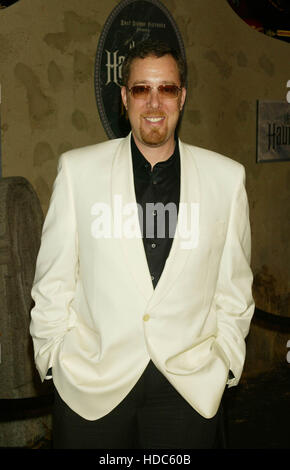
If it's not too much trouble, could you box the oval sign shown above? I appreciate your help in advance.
[95,0,186,139]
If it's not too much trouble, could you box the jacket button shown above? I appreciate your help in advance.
[143,314,150,322]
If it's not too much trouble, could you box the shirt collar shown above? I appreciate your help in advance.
[131,134,179,177]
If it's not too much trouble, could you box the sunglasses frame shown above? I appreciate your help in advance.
[127,84,182,99]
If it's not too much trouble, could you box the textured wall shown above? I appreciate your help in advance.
[0,0,289,316]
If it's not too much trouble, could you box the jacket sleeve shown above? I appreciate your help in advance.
[214,165,255,387]
[30,153,79,382]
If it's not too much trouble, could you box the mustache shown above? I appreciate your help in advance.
[141,111,166,118]
[141,113,167,119]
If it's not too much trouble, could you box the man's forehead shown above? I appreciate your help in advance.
[127,54,180,81]
[130,53,175,66]
[130,79,179,85]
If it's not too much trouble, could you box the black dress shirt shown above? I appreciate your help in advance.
[131,135,180,289]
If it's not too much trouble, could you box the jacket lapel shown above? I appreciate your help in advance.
[111,134,154,302]
[111,134,200,306]
[149,140,200,309]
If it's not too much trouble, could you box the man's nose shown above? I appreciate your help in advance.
[147,88,161,108]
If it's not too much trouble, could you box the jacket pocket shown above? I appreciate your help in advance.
[165,334,217,375]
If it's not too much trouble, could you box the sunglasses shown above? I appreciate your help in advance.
[127,84,182,100]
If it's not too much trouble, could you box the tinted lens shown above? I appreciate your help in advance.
[131,85,150,98]
[158,85,180,98]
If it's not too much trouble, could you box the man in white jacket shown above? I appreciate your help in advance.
[30,40,254,449]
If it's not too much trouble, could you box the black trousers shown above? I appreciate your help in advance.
[52,360,226,449]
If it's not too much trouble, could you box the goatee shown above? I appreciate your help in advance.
[140,111,168,146]
[140,127,167,146]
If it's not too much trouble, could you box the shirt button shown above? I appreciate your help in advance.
[143,314,150,322]
[151,275,155,281]
[151,243,156,248]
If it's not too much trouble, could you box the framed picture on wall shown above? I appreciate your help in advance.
[256,100,290,163]
[227,0,290,44]
[0,1,20,8]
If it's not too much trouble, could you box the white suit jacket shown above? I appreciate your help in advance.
[30,133,254,420]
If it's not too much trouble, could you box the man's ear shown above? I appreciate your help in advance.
[180,87,187,111]
[121,86,128,110]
